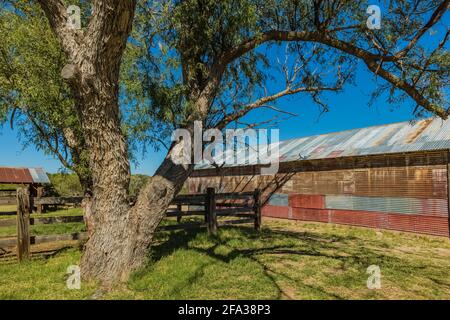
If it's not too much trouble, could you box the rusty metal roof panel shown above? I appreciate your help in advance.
[28,168,51,184]
[0,167,33,183]
[195,117,450,169]
[277,118,450,161]
[0,167,50,184]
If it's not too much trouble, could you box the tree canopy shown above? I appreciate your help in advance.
[0,0,91,188]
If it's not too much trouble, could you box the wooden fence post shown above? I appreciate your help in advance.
[177,204,182,223]
[36,186,44,214]
[204,192,209,225]
[206,188,217,235]
[17,187,31,261]
[254,188,262,231]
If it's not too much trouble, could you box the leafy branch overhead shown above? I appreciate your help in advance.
[0,1,91,189]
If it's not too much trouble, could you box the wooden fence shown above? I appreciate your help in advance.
[0,187,261,262]
[0,189,17,206]
[0,188,87,261]
[164,188,261,235]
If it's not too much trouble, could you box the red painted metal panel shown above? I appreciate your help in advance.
[415,215,449,236]
[263,193,448,237]
[286,207,449,237]
[330,210,388,229]
[291,208,330,222]
[289,194,325,209]
[386,214,418,233]
[262,205,290,219]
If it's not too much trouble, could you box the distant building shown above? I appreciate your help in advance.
[0,167,50,197]
[187,118,450,237]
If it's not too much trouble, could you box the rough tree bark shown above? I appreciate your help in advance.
[37,0,133,283]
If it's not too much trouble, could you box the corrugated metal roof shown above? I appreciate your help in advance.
[0,167,50,184]
[196,117,450,169]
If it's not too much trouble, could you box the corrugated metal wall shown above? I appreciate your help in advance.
[187,152,450,237]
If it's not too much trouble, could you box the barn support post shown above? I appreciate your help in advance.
[16,187,31,261]
[206,187,217,235]
[176,204,182,223]
[254,188,262,231]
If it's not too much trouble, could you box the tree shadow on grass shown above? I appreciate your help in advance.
[151,226,384,265]
[142,225,442,299]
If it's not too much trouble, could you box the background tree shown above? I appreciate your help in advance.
[0,0,92,192]
[0,0,448,285]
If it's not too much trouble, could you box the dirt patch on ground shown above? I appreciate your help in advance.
[0,239,82,263]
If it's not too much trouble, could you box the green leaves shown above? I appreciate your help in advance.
[0,1,87,177]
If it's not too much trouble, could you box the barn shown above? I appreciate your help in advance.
[187,118,450,237]
[0,167,50,204]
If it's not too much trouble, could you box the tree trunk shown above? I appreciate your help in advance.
[123,150,193,273]
[80,134,192,283]
[77,71,133,282]
[74,55,195,283]
[79,174,94,236]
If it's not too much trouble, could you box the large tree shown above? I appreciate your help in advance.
[1,0,448,284]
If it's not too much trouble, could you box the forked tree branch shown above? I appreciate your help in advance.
[36,0,137,71]
[84,0,137,65]
[35,0,81,58]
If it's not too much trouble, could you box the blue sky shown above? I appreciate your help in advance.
[0,60,419,175]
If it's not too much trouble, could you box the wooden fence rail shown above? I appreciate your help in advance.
[167,188,262,235]
[0,188,262,261]
[0,215,84,228]
[0,197,17,206]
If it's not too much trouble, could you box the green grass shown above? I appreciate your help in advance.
[0,207,83,218]
[1,219,450,300]
[0,208,84,237]
[0,222,86,237]
[0,205,16,213]
[0,249,97,299]
[0,184,19,191]
[30,208,83,219]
